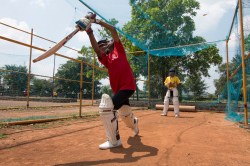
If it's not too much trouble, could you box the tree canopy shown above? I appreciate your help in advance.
[1,65,31,93]
[120,0,223,100]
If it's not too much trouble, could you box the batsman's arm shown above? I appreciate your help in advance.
[85,12,119,43]
[98,21,120,43]
[87,32,102,60]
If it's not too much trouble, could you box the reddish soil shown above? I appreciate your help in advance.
[0,99,95,108]
[0,109,250,166]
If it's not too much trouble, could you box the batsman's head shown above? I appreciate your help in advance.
[98,38,114,55]
[169,68,175,77]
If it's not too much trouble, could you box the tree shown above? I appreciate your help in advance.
[101,85,113,96]
[55,46,102,98]
[213,57,237,97]
[208,93,217,101]
[93,1,223,101]
[185,73,208,102]
[31,78,53,96]
[118,0,223,101]
[1,65,32,94]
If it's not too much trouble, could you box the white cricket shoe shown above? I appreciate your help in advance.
[133,117,139,136]
[161,114,167,116]
[175,114,179,118]
[99,139,122,150]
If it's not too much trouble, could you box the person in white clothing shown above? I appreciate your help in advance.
[161,68,181,117]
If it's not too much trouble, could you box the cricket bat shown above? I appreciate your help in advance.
[33,27,80,63]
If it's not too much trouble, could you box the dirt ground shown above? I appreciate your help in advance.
[0,108,250,166]
[0,99,99,121]
[0,99,95,108]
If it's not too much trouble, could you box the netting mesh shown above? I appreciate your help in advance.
[224,0,250,123]
[1,0,250,124]
[65,0,224,56]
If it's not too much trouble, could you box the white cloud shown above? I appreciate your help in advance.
[0,18,31,53]
[193,0,236,35]
[64,26,91,48]
[203,65,220,94]
[243,15,250,37]
[65,47,81,59]
[33,48,44,55]
[65,27,74,33]
[0,18,30,43]
[75,30,90,42]
[32,61,54,77]
[30,0,45,7]
[228,32,238,49]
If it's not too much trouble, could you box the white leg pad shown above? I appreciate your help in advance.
[99,94,118,146]
[118,105,136,129]
[163,90,170,115]
[173,88,179,116]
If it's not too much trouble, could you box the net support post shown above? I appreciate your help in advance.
[226,39,230,113]
[239,0,248,125]
[79,60,83,117]
[27,28,33,108]
[92,55,95,106]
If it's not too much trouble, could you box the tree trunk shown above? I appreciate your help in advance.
[136,85,139,101]
[194,90,196,103]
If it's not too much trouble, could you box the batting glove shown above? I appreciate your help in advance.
[85,12,100,24]
[75,17,91,31]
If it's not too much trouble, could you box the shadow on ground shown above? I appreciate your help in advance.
[55,136,159,166]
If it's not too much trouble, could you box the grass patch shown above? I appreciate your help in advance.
[0,133,8,139]
[11,125,23,130]
[33,123,50,129]
[69,113,78,119]
[58,121,65,124]
[0,115,67,123]
[89,115,98,118]
[0,124,7,128]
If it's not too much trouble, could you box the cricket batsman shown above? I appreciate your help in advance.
[162,68,181,117]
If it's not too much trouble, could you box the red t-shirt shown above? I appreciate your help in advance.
[98,40,136,94]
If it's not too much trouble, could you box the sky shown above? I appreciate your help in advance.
[0,0,240,94]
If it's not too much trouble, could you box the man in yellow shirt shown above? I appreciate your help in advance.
[161,68,181,117]
[53,91,57,98]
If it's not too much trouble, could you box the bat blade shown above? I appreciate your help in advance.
[33,28,80,63]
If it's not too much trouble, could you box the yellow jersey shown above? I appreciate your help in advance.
[164,76,181,89]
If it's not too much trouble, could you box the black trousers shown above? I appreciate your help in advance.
[112,90,135,110]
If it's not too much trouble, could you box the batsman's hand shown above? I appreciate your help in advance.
[165,82,177,88]
[165,82,170,88]
[170,82,177,88]
[75,17,91,31]
[85,12,100,24]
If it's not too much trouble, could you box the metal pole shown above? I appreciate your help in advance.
[52,54,56,97]
[239,0,248,125]
[79,60,83,117]
[27,28,33,108]
[92,55,95,106]
[226,40,230,113]
[148,53,150,108]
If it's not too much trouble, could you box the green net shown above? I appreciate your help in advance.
[64,0,247,113]
[1,0,250,123]
[225,0,250,123]
[66,0,224,56]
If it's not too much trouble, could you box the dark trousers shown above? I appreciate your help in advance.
[112,90,135,110]
[110,90,135,140]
